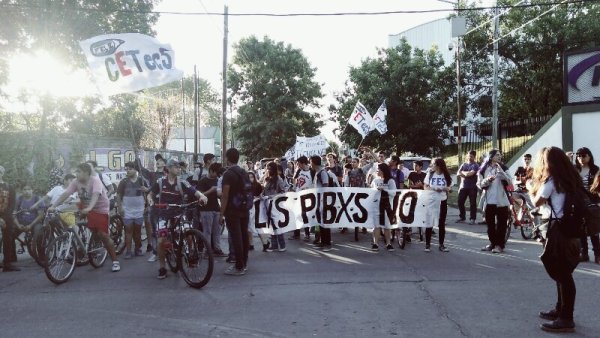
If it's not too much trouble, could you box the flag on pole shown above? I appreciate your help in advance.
[348,101,374,138]
[79,33,183,96]
[372,100,388,134]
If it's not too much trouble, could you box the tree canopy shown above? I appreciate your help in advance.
[228,36,324,160]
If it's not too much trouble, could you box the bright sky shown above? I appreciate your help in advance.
[3,0,458,141]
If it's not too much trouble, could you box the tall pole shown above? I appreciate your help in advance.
[456,38,462,166]
[182,78,186,153]
[221,5,229,161]
[194,65,198,156]
[492,5,500,149]
[197,72,201,154]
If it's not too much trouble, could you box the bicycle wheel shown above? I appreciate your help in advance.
[109,215,126,255]
[88,232,108,268]
[520,214,535,240]
[44,233,76,284]
[76,226,91,266]
[179,229,213,289]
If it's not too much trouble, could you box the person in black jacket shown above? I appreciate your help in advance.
[574,147,600,263]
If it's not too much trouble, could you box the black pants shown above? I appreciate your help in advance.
[225,214,249,271]
[426,199,447,246]
[293,228,310,238]
[320,227,331,246]
[1,214,17,264]
[484,204,509,249]
[580,234,600,257]
[458,187,478,220]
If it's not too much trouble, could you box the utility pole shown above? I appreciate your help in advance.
[194,65,198,156]
[182,78,186,153]
[456,37,462,166]
[221,5,229,161]
[492,4,500,149]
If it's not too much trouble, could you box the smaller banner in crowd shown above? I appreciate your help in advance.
[79,33,183,95]
[285,135,330,160]
[249,187,442,235]
[349,102,375,138]
[372,100,388,135]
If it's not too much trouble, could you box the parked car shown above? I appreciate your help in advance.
[399,156,431,171]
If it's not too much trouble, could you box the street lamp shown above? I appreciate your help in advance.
[450,16,466,166]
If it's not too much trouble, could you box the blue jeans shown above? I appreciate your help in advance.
[270,234,285,250]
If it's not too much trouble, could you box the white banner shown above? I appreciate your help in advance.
[348,102,374,138]
[285,135,329,160]
[79,33,183,96]
[373,100,388,135]
[248,188,441,235]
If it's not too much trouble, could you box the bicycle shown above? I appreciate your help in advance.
[155,202,213,289]
[507,188,539,240]
[43,212,108,284]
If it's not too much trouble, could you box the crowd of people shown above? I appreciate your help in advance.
[0,145,598,331]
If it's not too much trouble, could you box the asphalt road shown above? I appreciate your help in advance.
[1,207,599,338]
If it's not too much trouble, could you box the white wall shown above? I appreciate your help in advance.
[508,116,563,175]
[167,138,216,154]
[572,111,600,159]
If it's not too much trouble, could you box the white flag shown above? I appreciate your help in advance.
[348,102,374,138]
[372,100,388,134]
[79,33,183,96]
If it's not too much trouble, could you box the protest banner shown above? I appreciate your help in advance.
[372,100,388,135]
[249,187,439,235]
[348,101,375,138]
[79,33,183,95]
[285,135,330,160]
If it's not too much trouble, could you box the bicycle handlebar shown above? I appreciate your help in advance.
[154,202,198,209]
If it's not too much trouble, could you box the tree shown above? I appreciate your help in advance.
[0,0,159,89]
[227,36,324,159]
[331,41,455,156]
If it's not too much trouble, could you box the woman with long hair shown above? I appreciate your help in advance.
[477,149,512,254]
[530,147,582,333]
[423,158,452,252]
[262,162,287,252]
[574,147,600,263]
[371,163,396,252]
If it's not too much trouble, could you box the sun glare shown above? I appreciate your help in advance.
[6,51,98,99]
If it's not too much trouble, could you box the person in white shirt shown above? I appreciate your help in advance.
[31,174,77,211]
[423,158,452,253]
[290,156,313,241]
[370,163,397,252]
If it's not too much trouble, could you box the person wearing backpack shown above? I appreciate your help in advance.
[310,155,337,252]
[531,146,583,333]
[219,148,252,276]
[262,162,288,252]
[573,147,600,263]
[290,156,314,241]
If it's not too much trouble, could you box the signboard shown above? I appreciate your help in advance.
[564,48,600,105]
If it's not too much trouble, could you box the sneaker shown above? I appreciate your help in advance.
[469,219,476,225]
[146,244,153,253]
[214,250,228,257]
[478,220,487,225]
[492,246,503,254]
[147,254,158,262]
[226,256,236,263]
[157,267,167,279]
[312,239,321,246]
[322,245,332,252]
[135,249,143,256]
[263,243,272,252]
[439,245,449,252]
[424,245,431,253]
[278,247,287,252]
[111,261,121,272]
[224,265,245,276]
[361,227,367,234]
[303,234,311,242]
[540,319,575,333]
[371,243,379,251]
[124,251,133,259]
[539,309,559,321]
[386,244,395,252]
[481,245,493,252]
[456,218,466,223]
[288,235,300,240]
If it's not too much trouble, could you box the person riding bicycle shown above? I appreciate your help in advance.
[512,154,535,212]
[48,163,121,272]
[13,183,45,254]
[146,159,208,280]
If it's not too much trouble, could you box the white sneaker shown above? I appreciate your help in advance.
[112,261,121,272]
[147,254,158,262]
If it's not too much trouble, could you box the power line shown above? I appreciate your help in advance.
[0,0,596,17]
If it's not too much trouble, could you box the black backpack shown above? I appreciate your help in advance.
[230,167,254,211]
[553,187,600,238]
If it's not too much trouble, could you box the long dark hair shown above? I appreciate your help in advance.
[378,163,392,183]
[575,147,599,173]
[531,147,582,195]
[248,171,263,196]
[432,157,452,186]
[265,162,279,189]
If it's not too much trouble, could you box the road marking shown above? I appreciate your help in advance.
[476,263,496,269]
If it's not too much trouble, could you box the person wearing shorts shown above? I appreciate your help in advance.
[117,162,149,259]
[48,163,121,272]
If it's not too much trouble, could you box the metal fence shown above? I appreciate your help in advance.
[456,115,552,162]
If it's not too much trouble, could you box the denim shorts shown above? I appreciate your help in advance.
[123,217,144,226]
